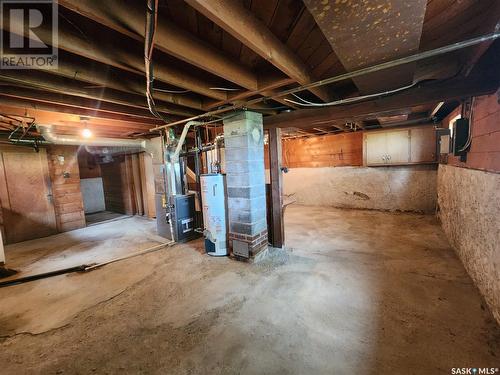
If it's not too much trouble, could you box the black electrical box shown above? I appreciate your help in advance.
[452,118,470,156]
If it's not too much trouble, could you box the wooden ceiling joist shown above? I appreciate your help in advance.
[185,0,333,103]
[264,75,499,130]
[0,15,228,102]
[0,104,159,137]
[205,73,298,110]
[45,55,204,111]
[59,0,258,91]
[0,99,163,126]
[0,71,199,118]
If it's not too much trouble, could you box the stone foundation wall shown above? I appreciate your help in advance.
[282,165,437,213]
[437,164,500,324]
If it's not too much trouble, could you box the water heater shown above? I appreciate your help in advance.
[200,174,228,256]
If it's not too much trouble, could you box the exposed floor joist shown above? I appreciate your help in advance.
[0,105,158,138]
[185,0,333,102]
[59,0,258,90]
[264,74,499,129]
[0,72,199,118]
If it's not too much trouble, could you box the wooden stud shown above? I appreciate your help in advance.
[268,128,284,248]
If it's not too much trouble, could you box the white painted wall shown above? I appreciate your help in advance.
[282,165,438,213]
[80,178,106,214]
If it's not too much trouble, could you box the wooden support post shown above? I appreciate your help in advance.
[0,230,5,265]
[268,128,284,248]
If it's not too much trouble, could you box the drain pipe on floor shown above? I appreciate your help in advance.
[83,241,174,272]
[0,241,175,288]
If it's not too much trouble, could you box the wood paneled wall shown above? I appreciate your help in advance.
[444,91,500,173]
[101,155,134,215]
[100,153,156,218]
[265,131,363,169]
[77,147,102,179]
[283,132,363,168]
[46,146,86,232]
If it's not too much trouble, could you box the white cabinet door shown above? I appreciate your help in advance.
[365,126,435,166]
[365,132,387,165]
[386,129,410,164]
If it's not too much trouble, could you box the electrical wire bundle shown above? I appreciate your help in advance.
[144,0,169,122]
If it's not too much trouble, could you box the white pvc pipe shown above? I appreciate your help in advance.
[38,125,147,148]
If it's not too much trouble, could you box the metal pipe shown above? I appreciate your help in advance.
[213,134,224,173]
[172,121,201,160]
[38,125,147,148]
[151,32,500,131]
[84,241,174,272]
[0,241,174,288]
[194,126,203,229]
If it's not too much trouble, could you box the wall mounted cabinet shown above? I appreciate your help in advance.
[363,126,437,166]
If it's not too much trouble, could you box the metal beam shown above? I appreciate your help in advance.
[185,0,333,102]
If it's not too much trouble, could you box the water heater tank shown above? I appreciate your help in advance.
[200,174,228,256]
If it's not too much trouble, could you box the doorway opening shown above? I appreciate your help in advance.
[77,147,156,226]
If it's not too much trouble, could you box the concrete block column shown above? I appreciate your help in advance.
[224,111,268,259]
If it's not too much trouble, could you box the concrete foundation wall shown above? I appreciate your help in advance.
[283,165,437,213]
[437,164,500,324]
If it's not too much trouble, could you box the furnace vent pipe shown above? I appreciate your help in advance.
[38,125,147,148]
[171,120,202,161]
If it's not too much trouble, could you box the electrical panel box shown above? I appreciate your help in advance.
[452,118,470,156]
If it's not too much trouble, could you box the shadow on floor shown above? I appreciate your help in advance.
[85,211,130,226]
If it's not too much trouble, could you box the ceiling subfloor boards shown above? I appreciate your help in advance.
[304,0,428,94]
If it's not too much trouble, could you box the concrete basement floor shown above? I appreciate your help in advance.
[0,205,498,374]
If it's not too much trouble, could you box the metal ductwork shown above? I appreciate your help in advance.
[37,125,147,148]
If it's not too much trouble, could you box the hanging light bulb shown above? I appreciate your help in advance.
[81,117,92,138]
[82,127,92,138]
